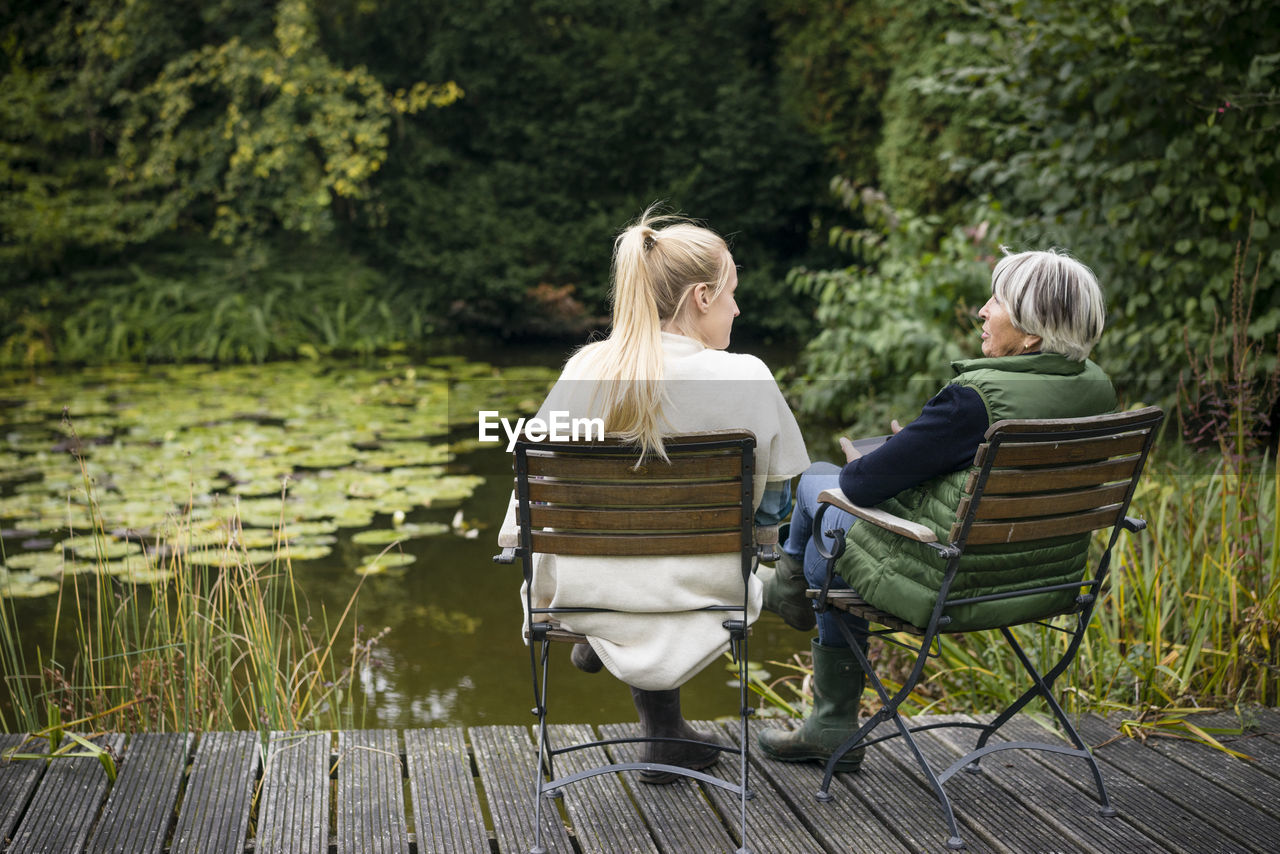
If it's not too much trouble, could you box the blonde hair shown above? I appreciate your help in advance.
[991,248,1106,361]
[575,206,733,459]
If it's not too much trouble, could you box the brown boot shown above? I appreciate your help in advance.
[630,686,722,784]
[571,642,603,673]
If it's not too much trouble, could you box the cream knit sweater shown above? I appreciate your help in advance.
[499,333,809,689]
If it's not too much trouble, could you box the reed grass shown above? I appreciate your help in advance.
[749,447,1279,729]
[0,449,382,735]
[922,447,1279,714]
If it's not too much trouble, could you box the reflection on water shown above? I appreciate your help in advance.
[0,344,815,729]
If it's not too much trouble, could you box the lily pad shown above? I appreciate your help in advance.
[184,548,244,568]
[0,357,566,597]
[0,569,60,598]
[274,519,339,537]
[350,523,449,546]
[61,535,143,560]
[2,550,67,574]
[276,544,333,561]
[230,478,293,497]
[355,551,416,575]
[104,561,175,584]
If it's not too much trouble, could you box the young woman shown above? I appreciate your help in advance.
[500,207,809,782]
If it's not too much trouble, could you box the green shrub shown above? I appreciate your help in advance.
[927,0,1280,398]
[786,178,1006,434]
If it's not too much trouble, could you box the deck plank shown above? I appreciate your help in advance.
[1075,713,1280,852]
[168,731,259,854]
[757,717,1004,854]
[599,722,739,854]
[1000,715,1256,853]
[744,719,916,854]
[1117,715,1280,820]
[336,730,408,854]
[256,731,331,854]
[0,734,46,847]
[1187,706,1280,783]
[471,724,574,854]
[872,716,1094,853]
[7,734,124,854]
[403,729,490,853]
[546,723,660,854]
[924,715,1168,853]
[697,719,853,854]
[85,732,189,854]
[1245,707,1280,732]
[2,715,1277,854]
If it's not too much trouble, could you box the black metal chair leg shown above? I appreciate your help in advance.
[1020,651,1118,816]
[530,638,552,854]
[734,639,754,854]
[969,622,1086,766]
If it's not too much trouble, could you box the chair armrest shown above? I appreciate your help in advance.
[1121,516,1147,533]
[492,547,517,565]
[817,488,938,544]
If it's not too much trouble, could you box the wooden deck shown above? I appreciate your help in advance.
[2,711,1279,853]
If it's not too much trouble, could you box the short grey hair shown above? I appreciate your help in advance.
[991,249,1106,361]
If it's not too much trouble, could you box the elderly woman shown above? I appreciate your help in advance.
[758,248,1116,770]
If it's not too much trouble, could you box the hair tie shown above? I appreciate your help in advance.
[643,233,657,252]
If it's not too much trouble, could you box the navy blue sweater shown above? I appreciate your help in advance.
[838,384,989,507]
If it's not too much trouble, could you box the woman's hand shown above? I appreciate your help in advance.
[839,437,861,463]
[890,419,904,434]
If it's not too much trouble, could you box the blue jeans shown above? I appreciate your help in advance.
[782,462,869,650]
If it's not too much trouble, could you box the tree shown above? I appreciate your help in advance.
[0,0,459,271]
[328,0,824,334]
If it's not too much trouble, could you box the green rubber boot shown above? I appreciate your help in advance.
[759,547,816,631]
[758,638,866,771]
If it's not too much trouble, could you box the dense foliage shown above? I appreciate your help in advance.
[1,0,824,362]
[788,0,1280,434]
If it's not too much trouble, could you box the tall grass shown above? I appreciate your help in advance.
[1,242,428,367]
[750,445,1279,725]
[926,449,1279,718]
[1,453,382,734]
[1081,455,1279,708]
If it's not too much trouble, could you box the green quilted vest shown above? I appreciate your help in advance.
[834,353,1117,631]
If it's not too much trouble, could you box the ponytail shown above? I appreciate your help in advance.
[574,206,731,460]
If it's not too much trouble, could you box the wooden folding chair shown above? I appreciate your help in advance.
[806,406,1165,850]
[494,430,778,854]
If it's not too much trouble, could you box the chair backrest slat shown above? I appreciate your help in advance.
[959,481,1131,521]
[530,530,743,556]
[966,455,1140,496]
[948,408,1164,549]
[514,430,755,559]
[963,503,1124,546]
[529,506,741,532]
[525,452,742,480]
[523,480,743,507]
[971,431,1148,468]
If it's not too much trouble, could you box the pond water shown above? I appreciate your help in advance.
[0,344,821,730]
